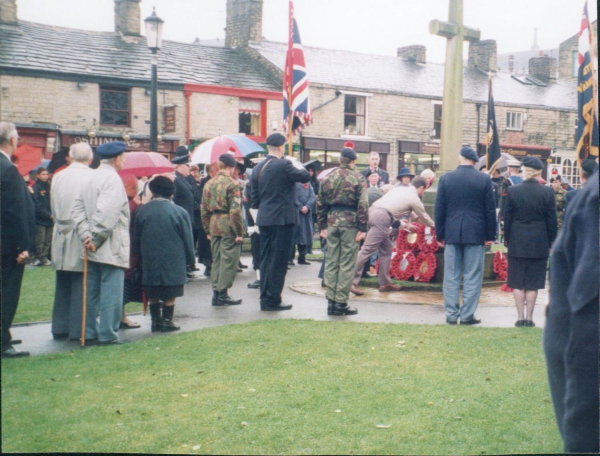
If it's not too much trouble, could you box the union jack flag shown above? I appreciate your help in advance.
[283,1,312,135]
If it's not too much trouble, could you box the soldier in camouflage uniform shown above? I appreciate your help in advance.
[201,154,244,306]
[317,147,369,316]
[550,176,567,230]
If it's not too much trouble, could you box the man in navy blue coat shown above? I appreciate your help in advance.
[434,147,496,325]
[544,169,598,453]
[250,133,310,311]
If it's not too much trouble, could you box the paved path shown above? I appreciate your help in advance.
[10,256,546,357]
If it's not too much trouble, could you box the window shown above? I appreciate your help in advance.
[344,95,366,135]
[433,104,443,139]
[506,111,523,130]
[238,99,262,137]
[100,87,130,126]
[572,50,579,78]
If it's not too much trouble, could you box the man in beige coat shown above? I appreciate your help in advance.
[351,176,434,295]
[72,141,130,345]
[50,143,93,341]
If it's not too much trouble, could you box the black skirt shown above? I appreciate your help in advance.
[144,285,184,300]
[507,257,547,291]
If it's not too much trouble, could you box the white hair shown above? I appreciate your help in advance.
[420,169,435,180]
[101,158,117,166]
[0,122,18,146]
[69,143,93,163]
[523,166,542,181]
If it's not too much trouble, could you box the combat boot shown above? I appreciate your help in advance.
[332,302,358,316]
[211,290,220,306]
[217,290,242,306]
[160,305,180,332]
[327,299,336,315]
[149,303,162,332]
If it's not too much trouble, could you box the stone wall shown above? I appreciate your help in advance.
[225,0,263,48]
[0,0,17,24]
[115,0,141,36]
[558,21,597,80]
[468,40,497,72]
[397,46,426,64]
[529,56,557,80]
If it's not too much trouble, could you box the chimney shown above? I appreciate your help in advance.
[529,56,557,80]
[531,28,540,52]
[468,40,497,72]
[397,45,426,64]
[0,0,18,24]
[226,0,263,48]
[114,0,141,36]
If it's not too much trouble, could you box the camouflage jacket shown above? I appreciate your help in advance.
[201,171,243,237]
[554,188,566,230]
[317,165,369,232]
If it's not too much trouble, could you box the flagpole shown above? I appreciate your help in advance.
[288,84,294,156]
[486,73,491,170]
[287,0,293,156]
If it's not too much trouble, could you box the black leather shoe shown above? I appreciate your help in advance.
[327,299,336,315]
[298,259,311,265]
[211,290,220,306]
[460,318,481,325]
[98,339,128,345]
[160,320,181,332]
[218,291,242,306]
[446,318,457,325]
[332,303,358,316]
[247,280,261,289]
[524,320,536,327]
[239,263,248,269]
[2,347,30,358]
[515,320,525,327]
[10,339,22,345]
[204,268,211,277]
[261,303,293,311]
[53,333,69,340]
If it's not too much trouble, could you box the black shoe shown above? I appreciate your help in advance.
[211,290,220,306]
[261,303,293,311]
[247,280,261,289]
[98,339,128,345]
[298,259,311,265]
[332,303,358,316]
[239,262,248,269]
[446,318,458,325]
[150,303,163,332]
[515,320,525,327]
[2,347,30,358]
[186,272,196,279]
[204,268,211,277]
[524,320,536,327]
[460,318,482,325]
[327,299,336,316]
[288,260,295,266]
[53,333,69,340]
[218,291,242,306]
[321,280,326,288]
[10,339,22,345]
[191,265,200,272]
[160,320,181,332]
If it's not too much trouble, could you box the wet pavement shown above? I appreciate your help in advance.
[10,255,546,357]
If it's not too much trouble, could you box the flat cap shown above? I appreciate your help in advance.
[219,153,237,167]
[581,158,599,175]
[266,133,286,147]
[522,156,544,170]
[460,146,478,163]
[97,141,126,159]
[341,147,357,160]
[149,175,175,198]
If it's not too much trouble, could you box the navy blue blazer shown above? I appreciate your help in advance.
[173,172,195,226]
[250,155,310,226]
[434,165,497,245]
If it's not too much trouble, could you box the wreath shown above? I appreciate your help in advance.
[396,224,423,251]
[417,225,439,254]
[500,283,514,293]
[390,250,416,281]
[493,251,508,281]
[413,252,437,282]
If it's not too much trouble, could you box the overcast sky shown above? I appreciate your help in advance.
[15,0,598,63]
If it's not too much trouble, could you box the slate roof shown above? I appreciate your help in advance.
[0,21,280,91]
[250,40,578,111]
[495,48,559,76]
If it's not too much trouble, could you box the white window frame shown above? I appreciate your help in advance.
[340,90,372,139]
[506,111,524,131]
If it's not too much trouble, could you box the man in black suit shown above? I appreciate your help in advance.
[360,151,389,184]
[434,147,496,325]
[172,146,196,276]
[564,158,598,215]
[544,168,598,453]
[250,133,310,311]
[1,122,36,358]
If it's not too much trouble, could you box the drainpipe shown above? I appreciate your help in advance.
[185,91,192,145]
[313,89,342,112]
[476,103,482,152]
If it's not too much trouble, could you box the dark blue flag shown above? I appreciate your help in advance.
[486,77,502,172]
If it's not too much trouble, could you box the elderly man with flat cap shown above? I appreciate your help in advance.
[317,147,369,316]
[434,146,496,325]
[201,153,245,306]
[250,133,310,311]
[72,141,130,345]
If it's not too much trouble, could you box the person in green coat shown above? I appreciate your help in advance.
[201,154,244,306]
[317,147,369,316]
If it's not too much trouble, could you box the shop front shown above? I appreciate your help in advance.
[477,142,552,180]
[397,140,440,176]
[301,136,390,172]
[14,123,60,159]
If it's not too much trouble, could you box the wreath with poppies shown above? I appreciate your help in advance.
[390,250,416,280]
[413,252,437,282]
[396,226,422,251]
[417,225,439,254]
[493,251,508,281]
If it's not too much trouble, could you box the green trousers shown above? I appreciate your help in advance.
[324,226,360,304]
[210,236,241,292]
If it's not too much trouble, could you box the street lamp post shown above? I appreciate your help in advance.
[144,8,164,152]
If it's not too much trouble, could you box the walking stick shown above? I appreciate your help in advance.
[81,247,88,348]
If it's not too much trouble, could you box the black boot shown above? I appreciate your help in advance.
[298,255,311,265]
[211,290,220,306]
[150,303,162,332]
[160,305,180,332]
[332,302,358,316]
[327,299,336,315]
[217,290,242,306]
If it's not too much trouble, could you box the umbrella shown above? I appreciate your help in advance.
[191,135,265,165]
[48,148,69,174]
[318,167,338,180]
[303,159,322,170]
[14,144,43,176]
[477,152,517,172]
[32,159,51,173]
[118,151,174,178]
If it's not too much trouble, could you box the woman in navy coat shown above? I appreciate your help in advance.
[292,181,316,265]
[504,157,557,327]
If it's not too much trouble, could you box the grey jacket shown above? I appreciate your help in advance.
[72,163,130,268]
[51,162,93,272]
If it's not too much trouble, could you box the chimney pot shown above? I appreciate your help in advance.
[396,45,426,64]
[115,0,141,36]
[0,0,18,24]
[468,40,497,72]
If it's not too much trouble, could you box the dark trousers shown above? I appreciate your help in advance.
[259,224,295,306]
[52,271,84,339]
[1,254,25,349]
[250,232,261,270]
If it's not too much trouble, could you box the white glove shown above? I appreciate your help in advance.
[285,155,306,171]
[247,226,259,236]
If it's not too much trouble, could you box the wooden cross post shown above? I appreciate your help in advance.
[430,0,480,174]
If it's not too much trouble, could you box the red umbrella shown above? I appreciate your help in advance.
[14,144,42,176]
[118,152,174,178]
[190,137,247,165]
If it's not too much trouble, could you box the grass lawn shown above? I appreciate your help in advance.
[15,266,143,324]
[1,320,561,454]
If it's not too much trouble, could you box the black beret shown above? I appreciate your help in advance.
[522,156,544,170]
[219,153,237,167]
[96,141,126,159]
[581,158,598,175]
[341,147,357,160]
[266,133,287,147]
[460,146,478,163]
[149,175,175,198]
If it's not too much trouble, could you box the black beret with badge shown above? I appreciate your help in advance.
[219,153,237,167]
[340,147,357,160]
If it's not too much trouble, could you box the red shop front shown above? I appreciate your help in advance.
[61,132,180,159]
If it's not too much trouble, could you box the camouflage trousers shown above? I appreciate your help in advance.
[324,226,360,305]
[210,236,241,292]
